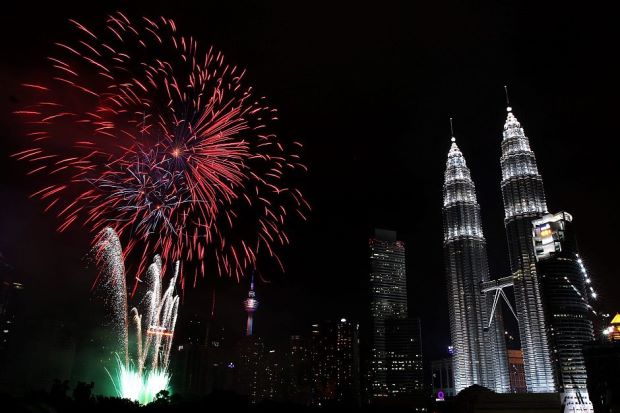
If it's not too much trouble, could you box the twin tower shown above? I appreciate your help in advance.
[442,105,556,394]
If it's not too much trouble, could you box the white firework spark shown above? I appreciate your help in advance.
[95,227,179,404]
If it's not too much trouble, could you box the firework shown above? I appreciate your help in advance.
[97,227,178,404]
[14,13,308,290]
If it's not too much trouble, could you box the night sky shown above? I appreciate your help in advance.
[1,1,619,386]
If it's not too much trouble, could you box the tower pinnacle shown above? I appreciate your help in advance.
[450,117,456,142]
[504,85,512,112]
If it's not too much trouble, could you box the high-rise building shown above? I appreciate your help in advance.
[309,319,361,406]
[368,229,424,404]
[500,106,556,392]
[173,341,209,395]
[235,335,263,403]
[533,212,595,411]
[287,334,312,405]
[172,317,235,396]
[257,347,286,402]
[204,325,236,393]
[583,323,620,413]
[442,135,510,393]
[384,317,424,394]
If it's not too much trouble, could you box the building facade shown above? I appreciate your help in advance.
[443,136,510,393]
[533,212,595,411]
[235,335,264,403]
[507,349,527,393]
[500,107,556,392]
[287,334,312,405]
[583,336,620,413]
[309,319,361,406]
[431,357,455,399]
[368,229,424,403]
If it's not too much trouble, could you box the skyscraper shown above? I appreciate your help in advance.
[287,334,312,405]
[368,229,424,403]
[500,106,556,392]
[235,335,263,403]
[384,317,424,394]
[309,319,361,406]
[442,135,510,393]
[583,316,620,413]
[533,212,595,411]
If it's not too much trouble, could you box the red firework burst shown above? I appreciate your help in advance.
[13,12,309,291]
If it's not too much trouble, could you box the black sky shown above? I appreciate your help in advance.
[1,0,619,384]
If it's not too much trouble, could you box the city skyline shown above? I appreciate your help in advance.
[1,2,619,408]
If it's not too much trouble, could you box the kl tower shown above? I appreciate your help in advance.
[243,273,259,336]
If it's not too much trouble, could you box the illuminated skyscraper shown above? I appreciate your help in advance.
[500,106,556,392]
[533,212,595,411]
[368,229,424,403]
[442,134,510,393]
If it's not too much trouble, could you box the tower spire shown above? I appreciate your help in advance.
[450,117,456,143]
[504,85,512,112]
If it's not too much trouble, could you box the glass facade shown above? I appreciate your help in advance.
[443,138,510,394]
[368,229,423,400]
[533,212,595,412]
[500,108,556,392]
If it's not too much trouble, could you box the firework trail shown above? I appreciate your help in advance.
[14,12,309,291]
[96,227,179,404]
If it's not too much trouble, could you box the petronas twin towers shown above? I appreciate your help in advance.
[443,135,511,393]
[442,104,556,394]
